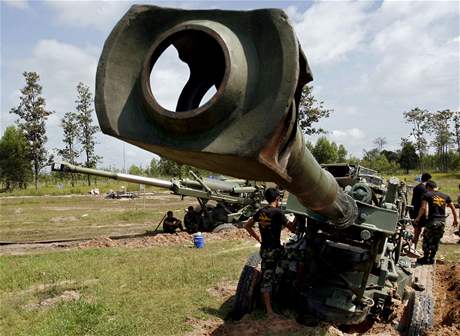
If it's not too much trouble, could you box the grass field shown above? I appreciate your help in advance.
[0,193,195,242]
[391,172,460,199]
[0,240,257,336]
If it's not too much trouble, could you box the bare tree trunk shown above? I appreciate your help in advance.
[34,160,39,190]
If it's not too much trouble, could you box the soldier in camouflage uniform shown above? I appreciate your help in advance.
[415,181,458,264]
[245,188,294,318]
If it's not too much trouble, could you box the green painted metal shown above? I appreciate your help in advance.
[95,4,357,228]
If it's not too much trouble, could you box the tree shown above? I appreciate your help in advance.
[337,144,347,162]
[431,109,454,172]
[157,157,184,177]
[57,111,79,186]
[373,137,387,152]
[75,82,101,185]
[298,85,332,135]
[0,126,32,191]
[361,149,398,173]
[452,111,460,155]
[128,164,143,176]
[312,137,338,164]
[10,72,53,190]
[399,138,418,174]
[403,107,430,171]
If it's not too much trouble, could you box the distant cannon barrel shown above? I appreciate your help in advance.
[94,5,357,227]
[51,162,256,195]
[51,162,174,189]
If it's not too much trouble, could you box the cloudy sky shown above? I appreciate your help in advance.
[1,0,459,170]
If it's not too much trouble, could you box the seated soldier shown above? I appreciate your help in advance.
[184,206,199,234]
[163,211,184,234]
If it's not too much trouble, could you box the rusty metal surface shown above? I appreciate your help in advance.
[95,5,357,227]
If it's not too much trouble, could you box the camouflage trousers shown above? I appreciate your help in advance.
[422,218,445,259]
[260,248,284,293]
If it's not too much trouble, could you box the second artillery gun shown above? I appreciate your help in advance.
[91,4,433,334]
[52,162,265,233]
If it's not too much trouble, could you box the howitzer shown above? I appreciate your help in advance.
[51,162,265,232]
[93,5,433,331]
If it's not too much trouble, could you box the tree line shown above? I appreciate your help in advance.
[1,76,457,192]
[0,72,101,191]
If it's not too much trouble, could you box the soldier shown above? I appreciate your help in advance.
[244,188,294,318]
[163,211,184,234]
[184,206,199,234]
[415,180,458,264]
[410,172,431,249]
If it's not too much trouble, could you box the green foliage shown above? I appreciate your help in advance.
[128,164,144,176]
[9,71,53,190]
[403,107,430,170]
[430,109,455,173]
[312,137,338,164]
[75,82,101,184]
[399,139,418,173]
[0,126,32,190]
[361,149,398,173]
[298,85,332,135]
[337,144,347,162]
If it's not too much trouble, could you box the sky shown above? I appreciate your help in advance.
[1,0,459,170]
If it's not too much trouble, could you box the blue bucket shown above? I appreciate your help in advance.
[193,234,205,248]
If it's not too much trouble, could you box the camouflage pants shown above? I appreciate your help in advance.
[260,248,284,293]
[422,218,445,258]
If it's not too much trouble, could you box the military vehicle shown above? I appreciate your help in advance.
[52,162,265,233]
[91,5,434,334]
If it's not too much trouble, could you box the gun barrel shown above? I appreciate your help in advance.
[94,6,357,227]
[51,162,173,189]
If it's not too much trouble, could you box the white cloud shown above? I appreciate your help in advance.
[330,128,366,143]
[45,0,131,32]
[293,1,371,64]
[3,0,29,10]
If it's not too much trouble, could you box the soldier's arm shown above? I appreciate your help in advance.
[447,202,458,227]
[244,218,261,243]
[415,200,428,223]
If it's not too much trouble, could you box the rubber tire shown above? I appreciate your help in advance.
[407,292,434,336]
[212,223,238,233]
[231,264,261,320]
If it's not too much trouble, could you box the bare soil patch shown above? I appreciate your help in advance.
[186,316,343,336]
[24,290,81,310]
[430,262,460,335]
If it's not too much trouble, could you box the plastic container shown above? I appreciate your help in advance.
[193,232,205,248]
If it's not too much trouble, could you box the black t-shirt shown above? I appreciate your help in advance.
[410,183,426,218]
[422,191,452,219]
[253,206,288,249]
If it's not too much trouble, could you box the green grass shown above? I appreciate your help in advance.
[0,240,257,336]
[390,171,460,199]
[0,194,195,242]
[0,179,165,197]
[438,243,460,262]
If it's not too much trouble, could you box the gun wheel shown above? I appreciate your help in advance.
[406,263,435,336]
[231,253,261,320]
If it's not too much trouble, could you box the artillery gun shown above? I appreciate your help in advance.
[51,162,265,233]
[92,4,434,333]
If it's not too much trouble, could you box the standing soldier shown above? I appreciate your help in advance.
[415,181,458,264]
[244,188,294,318]
[410,172,431,249]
